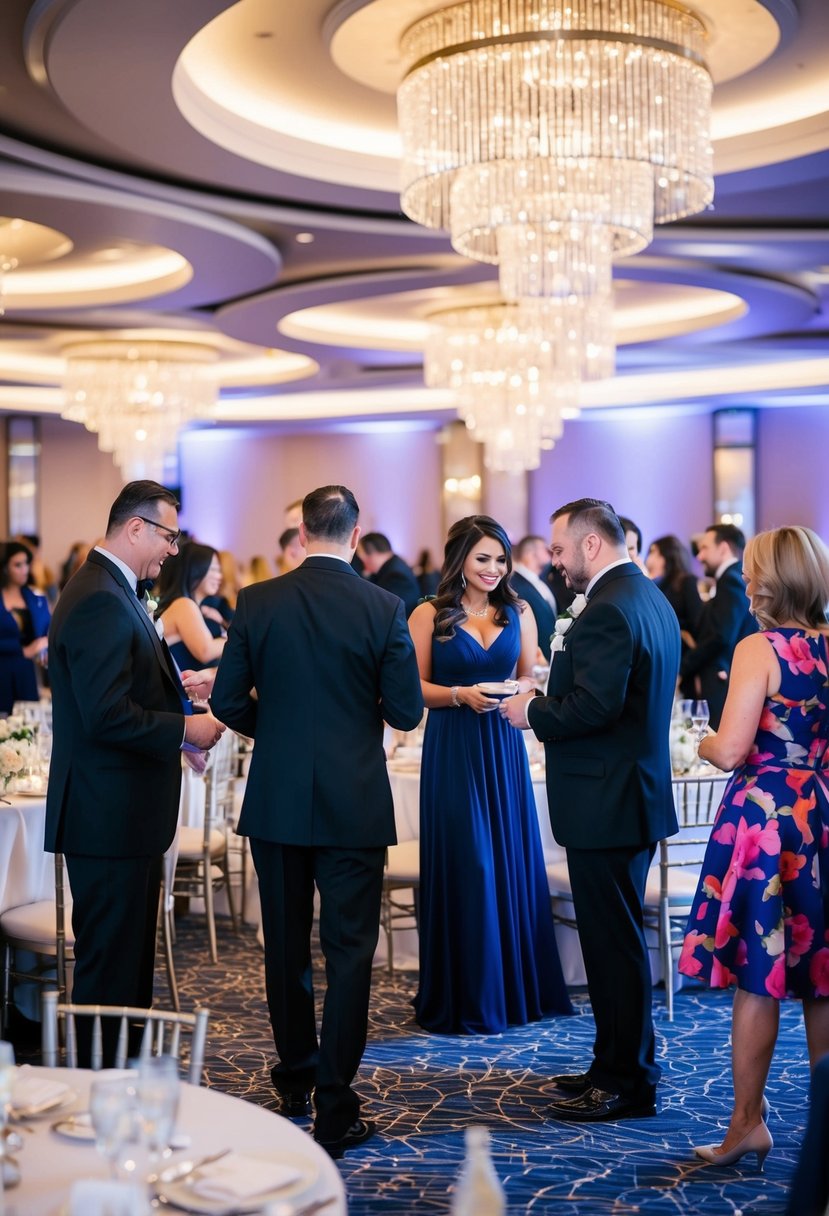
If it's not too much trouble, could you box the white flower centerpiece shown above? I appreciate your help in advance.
[670,715,697,774]
[0,716,36,792]
[550,593,588,654]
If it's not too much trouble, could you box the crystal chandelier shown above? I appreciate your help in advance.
[424,299,612,472]
[398,0,714,469]
[62,341,218,481]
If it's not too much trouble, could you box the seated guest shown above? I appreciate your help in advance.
[357,533,421,617]
[0,541,51,713]
[276,527,306,575]
[510,535,558,661]
[156,543,227,670]
[645,534,704,697]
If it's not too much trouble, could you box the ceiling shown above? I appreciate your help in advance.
[0,0,827,439]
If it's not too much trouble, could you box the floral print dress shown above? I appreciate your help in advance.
[679,629,829,999]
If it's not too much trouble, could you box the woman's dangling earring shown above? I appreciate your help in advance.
[461,572,466,589]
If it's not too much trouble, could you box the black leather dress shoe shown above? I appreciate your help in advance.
[548,1086,657,1123]
[277,1091,312,1118]
[548,1071,593,1095]
[314,1118,377,1160]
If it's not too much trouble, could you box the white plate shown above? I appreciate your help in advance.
[11,1086,77,1120]
[156,1150,319,1215]
[51,1112,95,1142]
[11,788,47,798]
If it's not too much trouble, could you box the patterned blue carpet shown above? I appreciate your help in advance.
[157,918,809,1215]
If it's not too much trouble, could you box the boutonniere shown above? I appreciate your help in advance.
[550,593,588,653]
[144,590,159,616]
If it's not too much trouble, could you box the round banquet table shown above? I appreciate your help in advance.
[5,1066,346,1216]
[0,792,51,915]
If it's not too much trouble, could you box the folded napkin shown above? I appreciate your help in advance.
[190,1153,302,1202]
[69,1179,148,1216]
[11,1069,71,1113]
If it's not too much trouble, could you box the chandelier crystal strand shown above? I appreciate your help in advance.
[62,342,218,481]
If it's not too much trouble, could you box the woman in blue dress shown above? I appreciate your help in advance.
[0,541,51,714]
[155,543,227,672]
[679,526,829,1169]
[408,515,572,1034]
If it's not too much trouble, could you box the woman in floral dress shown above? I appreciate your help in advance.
[679,526,829,1168]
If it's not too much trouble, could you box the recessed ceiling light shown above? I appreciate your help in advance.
[295,232,315,244]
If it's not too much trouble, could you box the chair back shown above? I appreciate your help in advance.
[41,990,209,1084]
[204,730,238,837]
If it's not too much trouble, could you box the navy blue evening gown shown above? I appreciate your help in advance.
[414,605,572,1033]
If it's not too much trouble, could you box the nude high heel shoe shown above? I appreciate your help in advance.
[694,1122,773,1171]
[761,1095,770,1122]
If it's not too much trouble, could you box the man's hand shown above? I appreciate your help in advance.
[181,668,217,703]
[499,691,535,728]
[184,710,226,750]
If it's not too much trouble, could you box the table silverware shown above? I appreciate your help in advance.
[157,1146,231,1184]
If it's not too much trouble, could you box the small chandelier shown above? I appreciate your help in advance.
[62,341,218,481]
[424,299,612,472]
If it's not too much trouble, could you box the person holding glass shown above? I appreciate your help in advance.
[155,543,227,672]
[0,541,51,715]
[408,515,572,1034]
[679,526,829,1168]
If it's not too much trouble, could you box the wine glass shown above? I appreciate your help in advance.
[675,699,694,729]
[136,1056,180,1183]
[692,700,710,744]
[0,1040,17,1183]
[89,1077,135,1179]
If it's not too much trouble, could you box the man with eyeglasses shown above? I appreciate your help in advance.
[45,480,226,1063]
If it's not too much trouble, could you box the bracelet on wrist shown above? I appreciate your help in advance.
[450,685,461,707]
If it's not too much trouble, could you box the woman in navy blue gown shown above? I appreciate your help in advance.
[155,543,227,672]
[0,541,51,714]
[408,516,572,1034]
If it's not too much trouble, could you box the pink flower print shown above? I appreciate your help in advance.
[714,904,740,950]
[711,957,738,988]
[700,874,723,902]
[745,786,778,816]
[787,913,814,965]
[809,948,829,997]
[772,632,821,675]
[678,931,709,978]
[785,770,816,846]
[720,817,780,902]
[735,939,748,968]
[758,704,791,743]
[780,851,808,883]
[765,953,787,998]
[712,821,737,846]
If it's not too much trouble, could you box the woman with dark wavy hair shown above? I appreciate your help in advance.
[408,515,572,1033]
[646,533,704,697]
[0,541,51,713]
[155,541,226,671]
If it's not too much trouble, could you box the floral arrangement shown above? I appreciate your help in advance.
[0,716,35,789]
[144,589,159,616]
[670,718,697,774]
[550,593,588,654]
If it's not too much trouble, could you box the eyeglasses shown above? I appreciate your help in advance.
[135,516,181,547]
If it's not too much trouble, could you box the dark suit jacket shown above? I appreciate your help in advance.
[679,561,757,722]
[371,553,422,618]
[510,571,556,661]
[528,563,680,850]
[211,556,423,848]
[44,550,185,858]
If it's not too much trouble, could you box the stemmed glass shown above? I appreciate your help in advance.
[89,1077,135,1180]
[136,1056,180,1184]
[692,700,710,744]
[0,1040,17,1187]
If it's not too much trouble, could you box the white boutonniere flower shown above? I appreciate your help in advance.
[549,593,588,654]
[144,590,159,616]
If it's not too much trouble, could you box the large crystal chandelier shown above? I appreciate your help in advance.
[62,341,218,481]
[424,299,612,472]
[397,0,714,468]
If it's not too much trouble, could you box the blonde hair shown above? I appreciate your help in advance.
[743,526,829,630]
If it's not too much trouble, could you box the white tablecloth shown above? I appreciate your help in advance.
[6,1065,345,1215]
[0,793,51,915]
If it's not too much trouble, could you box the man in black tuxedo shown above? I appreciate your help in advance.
[211,486,423,1158]
[510,535,558,661]
[45,481,225,1056]
[680,523,757,728]
[503,498,680,1122]
[357,532,421,617]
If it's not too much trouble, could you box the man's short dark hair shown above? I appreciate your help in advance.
[552,498,625,547]
[302,485,359,543]
[106,481,179,536]
[618,516,642,554]
[706,523,747,556]
[360,532,392,555]
[515,535,545,562]
[278,527,301,550]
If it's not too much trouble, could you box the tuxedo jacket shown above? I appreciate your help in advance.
[510,571,556,661]
[371,554,422,618]
[44,550,185,858]
[680,562,756,685]
[211,556,423,848]
[528,563,680,851]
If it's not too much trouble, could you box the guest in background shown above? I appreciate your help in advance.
[646,534,704,697]
[680,523,758,728]
[679,526,829,1169]
[358,532,421,618]
[44,481,224,1063]
[619,515,649,574]
[413,547,441,598]
[408,515,572,1035]
[201,548,240,629]
[283,499,303,530]
[502,499,680,1121]
[156,543,226,671]
[510,534,558,662]
[211,485,422,1157]
[245,554,274,585]
[0,541,51,713]
[276,527,306,575]
[15,533,57,603]
[58,540,91,591]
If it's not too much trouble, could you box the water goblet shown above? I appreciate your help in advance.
[136,1056,180,1184]
[89,1077,135,1180]
[692,700,710,744]
[676,699,694,729]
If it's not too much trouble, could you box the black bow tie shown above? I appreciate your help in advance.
[136,579,155,599]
